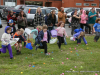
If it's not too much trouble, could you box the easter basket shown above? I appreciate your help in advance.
[27,35,33,47]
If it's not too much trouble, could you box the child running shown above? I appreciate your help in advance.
[35,25,51,55]
[13,29,26,55]
[0,26,13,59]
[93,18,100,42]
[56,21,68,49]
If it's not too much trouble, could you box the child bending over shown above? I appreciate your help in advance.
[73,31,88,45]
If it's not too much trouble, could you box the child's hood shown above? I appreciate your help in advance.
[5,26,10,33]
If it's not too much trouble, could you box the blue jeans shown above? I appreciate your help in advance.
[34,38,43,46]
[64,36,67,45]
[76,38,81,43]
[78,24,80,29]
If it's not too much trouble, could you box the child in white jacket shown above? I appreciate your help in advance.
[0,26,13,59]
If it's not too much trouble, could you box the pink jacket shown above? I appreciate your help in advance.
[80,10,88,24]
[56,27,68,37]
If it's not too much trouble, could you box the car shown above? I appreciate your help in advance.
[43,7,58,11]
[64,8,70,12]
[22,5,43,10]
[83,7,100,12]
[23,7,51,26]
[0,5,8,18]
[2,6,13,20]
[65,7,80,13]
[2,5,42,20]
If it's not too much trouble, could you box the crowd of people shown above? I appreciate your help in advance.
[0,6,100,59]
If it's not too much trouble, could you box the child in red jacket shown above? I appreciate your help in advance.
[7,10,17,25]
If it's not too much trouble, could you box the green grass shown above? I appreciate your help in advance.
[0,36,100,75]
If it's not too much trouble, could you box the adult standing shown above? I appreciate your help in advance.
[80,10,91,34]
[45,13,49,25]
[17,10,27,30]
[7,10,17,26]
[34,7,45,28]
[58,7,67,26]
[78,8,83,28]
[88,7,97,34]
[71,11,80,35]
[78,8,83,16]
[47,10,56,31]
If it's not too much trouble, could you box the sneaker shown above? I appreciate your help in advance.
[16,50,19,55]
[94,40,97,42]
[19,51,21,54]
[10,57,13,59]
[45,53,49,55]
[35,45,39,50]
[78,43,81,44]
[59,48,61,49]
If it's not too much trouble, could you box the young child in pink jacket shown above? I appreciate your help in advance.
[56,21,68,49]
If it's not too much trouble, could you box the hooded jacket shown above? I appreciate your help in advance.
[80,10,88,24]
[38,30,51,43]
[8,24,16,34]
[73,31,87,44]
[1,26,11,46]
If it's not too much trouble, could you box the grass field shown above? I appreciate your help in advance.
[0,35,100,75]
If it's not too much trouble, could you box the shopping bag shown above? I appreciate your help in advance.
[10,38,19,46]
[51,30,57,37]
[0,18,2,28]
[50,38,57,44]
[26,43,33,50]
[25,28,31,35]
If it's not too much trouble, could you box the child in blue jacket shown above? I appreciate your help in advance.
[73,31,88,45]
[35,25,51,55]
[93,18,100,42]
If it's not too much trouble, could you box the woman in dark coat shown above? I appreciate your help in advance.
[47,10,56,31]
[71,11,80,35]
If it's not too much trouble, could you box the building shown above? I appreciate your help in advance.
[62,0,99,8]
[0,0,99,9]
